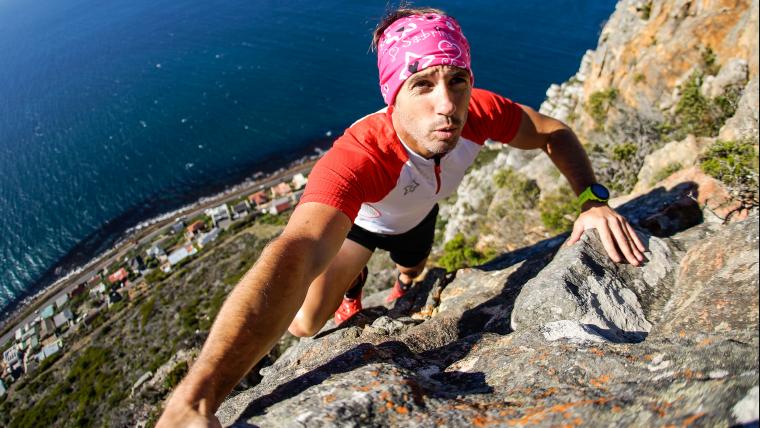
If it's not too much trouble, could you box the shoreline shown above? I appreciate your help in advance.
[0,148,324,340]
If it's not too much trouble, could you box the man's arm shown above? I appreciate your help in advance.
[508,105,646,266]
[156,202,352,427]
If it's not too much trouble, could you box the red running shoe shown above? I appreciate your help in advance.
[334,267,368,325]
[385,274,412,303]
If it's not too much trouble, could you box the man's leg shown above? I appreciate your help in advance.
[397,258,426,285]
[288,238,373,337]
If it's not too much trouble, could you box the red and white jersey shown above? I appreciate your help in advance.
[299,88,523,234]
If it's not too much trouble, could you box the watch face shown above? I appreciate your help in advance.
[591,183,610,200]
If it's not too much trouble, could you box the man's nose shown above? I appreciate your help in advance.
[433,85,457,116]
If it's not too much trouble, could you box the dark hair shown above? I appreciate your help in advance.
[371,5,447,52]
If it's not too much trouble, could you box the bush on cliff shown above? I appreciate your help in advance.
[539,187,580,233]
[700,139,758,186]
[586,88,618,130]
[670,72,741,139]
[437,233,494,272]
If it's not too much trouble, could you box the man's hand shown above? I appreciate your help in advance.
[155,400,221,428]
[566,202,646,266]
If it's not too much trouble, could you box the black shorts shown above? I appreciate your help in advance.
[347,204,438,268]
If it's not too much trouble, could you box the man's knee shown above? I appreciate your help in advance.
[288,315,323,338]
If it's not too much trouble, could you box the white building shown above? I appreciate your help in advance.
[168,244,198,266]
[3,345,22,367]
[196,228,221,248]
[205,204,230,227]
[53,309,75,329]
[291,173,308,190]
[55,294,69,309]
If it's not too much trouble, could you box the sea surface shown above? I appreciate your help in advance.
[0,0,617,317]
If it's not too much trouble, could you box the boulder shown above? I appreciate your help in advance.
[217,194,759,427]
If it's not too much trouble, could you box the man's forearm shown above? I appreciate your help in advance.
[166,235,320,413]
[543,128,596,196]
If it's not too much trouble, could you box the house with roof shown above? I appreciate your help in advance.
[270,182,292,198]
[89,282,107,296]
[205,204,230,227]
[185,220,206,239]
[196,228,221,249]
[146,244,166,259]
[169,218,186,235]
[55,294,69,309]
[3,346,22,367]
[36,340,62,362]
[291,173,308,190]
[168,244,198,267]
[108,267,129,284]
[248,191,268,206]
[40,304,55,320]
[53,309,74,329]
[231,201,250,219]
[107,291,123,308]
[40,318,56,339]
[268,197,293,215]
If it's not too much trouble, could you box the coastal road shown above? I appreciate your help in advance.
[0,161,316,347]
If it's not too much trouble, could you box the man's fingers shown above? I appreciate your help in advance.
[566,220,584,246]
[597,223,622,263]
[625,222,647,253]
[609,217,640,266]
[620,221,644,262]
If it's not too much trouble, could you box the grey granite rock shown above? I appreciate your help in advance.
[217,211,759,427]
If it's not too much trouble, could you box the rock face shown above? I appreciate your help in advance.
[540,0,758,141]
[217,195,759,426]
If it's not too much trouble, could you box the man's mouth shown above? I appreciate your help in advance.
[432,126,459,140]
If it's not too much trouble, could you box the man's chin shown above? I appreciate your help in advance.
[423,139,458,156]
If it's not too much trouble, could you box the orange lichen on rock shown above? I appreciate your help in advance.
[682,412,706,426]
[590,374,611,389]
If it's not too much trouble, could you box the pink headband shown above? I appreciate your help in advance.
[377,14,473,105]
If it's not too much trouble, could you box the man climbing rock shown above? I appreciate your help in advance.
[157,7,645,426]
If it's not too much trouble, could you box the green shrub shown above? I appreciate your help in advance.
[633,73,646,83]
[701,47,720,76]
[493,168,540,209]
[651,162,683,184]
[586,88,618,129]
[538,188,580,233]
[612,143,638,162]
[144,268,168,284]
[470,148,500,170]
[700,139,759,187]
[670,72,740,139]
[436,233,493,272]
[639,1,652,19]
[165,361,189,390]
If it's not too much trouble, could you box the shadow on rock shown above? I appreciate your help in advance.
[232,340,493,424]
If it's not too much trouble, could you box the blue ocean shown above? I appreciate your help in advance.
[0,1,616,317]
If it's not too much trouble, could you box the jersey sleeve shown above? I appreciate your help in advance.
[298,139,369,221]
[463,88,524,145]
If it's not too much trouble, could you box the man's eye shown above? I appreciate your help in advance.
[413,81,432,89]
[450,77,467,85]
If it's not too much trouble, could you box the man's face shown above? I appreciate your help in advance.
[391,65,472,158]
